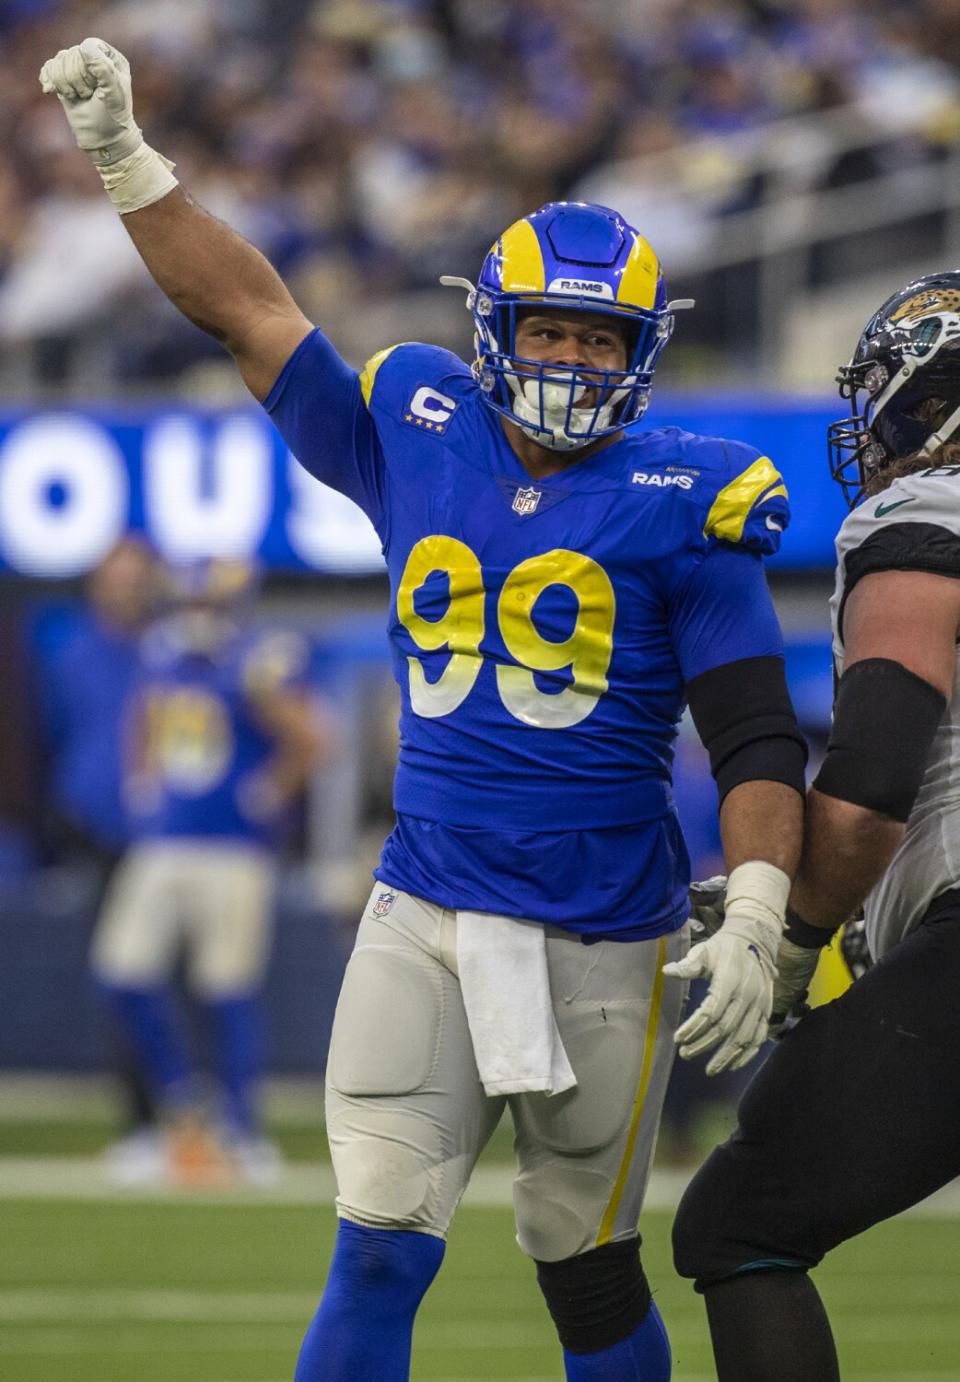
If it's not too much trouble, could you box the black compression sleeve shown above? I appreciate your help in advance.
[813,658,946,821]
[685,656,808,804]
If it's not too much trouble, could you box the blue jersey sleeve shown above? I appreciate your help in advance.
[263,327,386,531]
[667,543,784,684]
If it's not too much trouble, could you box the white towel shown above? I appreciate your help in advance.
[456,910,577,1098]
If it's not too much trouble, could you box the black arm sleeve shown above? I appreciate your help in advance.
[685,655,808,804]
[813,658,946,821]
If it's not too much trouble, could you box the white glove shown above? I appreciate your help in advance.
[40,37,142,164]
[770,935,821,1027]
[663,860,790,1076]
[39,37,177,213]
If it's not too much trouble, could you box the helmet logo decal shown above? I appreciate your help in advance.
[547,276,614,299]
[890,289,960,324]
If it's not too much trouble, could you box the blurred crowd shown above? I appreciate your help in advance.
[0,0,958,390]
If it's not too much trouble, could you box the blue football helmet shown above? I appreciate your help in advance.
[441,201,693,452]
[158,557,258,654]
[163,556,257,607]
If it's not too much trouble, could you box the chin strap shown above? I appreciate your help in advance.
[920,399,960,456]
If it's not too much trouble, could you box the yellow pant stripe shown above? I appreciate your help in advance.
[596,934,667,1246]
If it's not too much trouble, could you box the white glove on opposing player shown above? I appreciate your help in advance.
[39,38,177,213]
[663,860,790,1076]
[769,935,821,1028]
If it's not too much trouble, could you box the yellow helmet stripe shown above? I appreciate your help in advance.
[359,344,402,408]
[616,232,660,310]
[704,456,787,543]
[498,219,546,294]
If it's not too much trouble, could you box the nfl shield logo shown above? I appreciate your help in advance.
[512,485,542,516]
[372,890,397,917]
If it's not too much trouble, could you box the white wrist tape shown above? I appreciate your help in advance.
[724,860,791,933]
[98,142,178,215]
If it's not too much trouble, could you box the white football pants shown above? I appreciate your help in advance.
[326,884,689,1261]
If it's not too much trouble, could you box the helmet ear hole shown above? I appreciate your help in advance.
[903,396,948,424]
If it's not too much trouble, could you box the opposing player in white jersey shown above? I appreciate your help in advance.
[673,272,960,1381]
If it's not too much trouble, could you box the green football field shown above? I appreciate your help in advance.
[4,1190,960,1379]
[2,1102,959,1380]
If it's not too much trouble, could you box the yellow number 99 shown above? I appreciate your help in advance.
[397,535,485,718]
[496,550,616,728]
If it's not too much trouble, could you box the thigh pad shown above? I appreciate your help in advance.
[327,941,441,1098]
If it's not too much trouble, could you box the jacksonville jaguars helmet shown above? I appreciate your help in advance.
[829,271,960,506]
[441,201,693,452]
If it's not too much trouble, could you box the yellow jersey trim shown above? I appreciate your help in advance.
[359,345,401,408]
[703,456,786,544]
[498,220,546,294]
[616,232,660,310]
[596,934,667,1247]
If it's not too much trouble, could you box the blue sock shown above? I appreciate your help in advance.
[205,993,262,1136]
[295,1220,445,1382]
[563,1300,671,1380]
[99,984,193,1106]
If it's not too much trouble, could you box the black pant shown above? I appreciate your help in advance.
[673,889,960,1287]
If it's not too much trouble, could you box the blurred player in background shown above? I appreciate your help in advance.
[41,38,807,1380]
[673,273,960,1381]
[39,535,157,877]
[90,556,328,1185]
[36,535,162,1155]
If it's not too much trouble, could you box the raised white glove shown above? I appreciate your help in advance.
[663,860,790,1076]
[40,37,141,164]
[39,37,177,213]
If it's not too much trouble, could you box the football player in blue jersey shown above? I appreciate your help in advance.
[43,38,807,1381]
[91,557,328,1184]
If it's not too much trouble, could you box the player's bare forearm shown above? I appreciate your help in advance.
[255,691,332,804]
[789,786,903,930]
[121,187,313,400]
[719,778,803,878]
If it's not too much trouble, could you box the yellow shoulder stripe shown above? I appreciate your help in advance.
[359,345,401,408]
[703,456,786,543]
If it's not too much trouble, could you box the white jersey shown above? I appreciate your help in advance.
[829,465,960,959]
